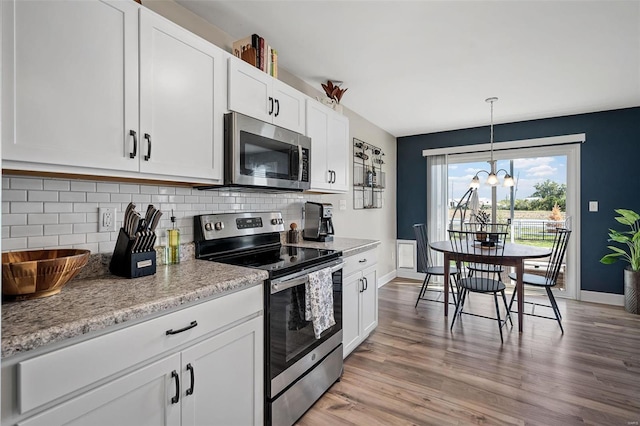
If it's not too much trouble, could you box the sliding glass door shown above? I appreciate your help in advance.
[445,144,578,299]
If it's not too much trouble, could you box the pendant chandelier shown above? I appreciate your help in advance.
[469,97,515,189]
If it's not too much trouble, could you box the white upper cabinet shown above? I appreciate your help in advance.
[228,58,306,134]
[305,99,349,193]
[138,9,224,181]
[1,0,140,172]
[2,1,224,184]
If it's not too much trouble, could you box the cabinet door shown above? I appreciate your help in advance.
[139,10,224,181]
[272,79,305,133]
[227,58,272,124]
[327,113,350,192]
[305,100,331,190]
[19,354,181,426]
[361,266,379,336]
[181,316,263,426]
[2,0,139,172]
[342,273,362,358]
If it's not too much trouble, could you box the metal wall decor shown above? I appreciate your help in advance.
[353,138,385,209]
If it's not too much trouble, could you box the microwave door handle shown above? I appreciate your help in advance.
[297,144,303,181]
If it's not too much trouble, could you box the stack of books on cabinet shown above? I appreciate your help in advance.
[232,34,278,78]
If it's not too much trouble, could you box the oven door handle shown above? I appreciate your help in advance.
[270,260,345,294]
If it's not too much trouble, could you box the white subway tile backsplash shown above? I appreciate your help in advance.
[28,213,58,225]
[11,177,43,190]
[11,225,43,238]
[86,232,111,243]
[97,183,119,193]
[132,194,152,203]
[28,235,59,248]
[110,193,132,203]
[28,190,59,202]
[44,224,73,235]
[119,184,140,194]
[3,237,27,250]
[2,176,322,253]
[12,202,44,214]
[44,179,70,191]
[59,213,86,224]
[3,190,28,202]
[140,185,159,194]
[74,223,98,234]
[59,234,86,246]
[86,193,110,203]
[70,181,96,192]
[59,192,86,202]
[3,213,27,226]
[44,203,73,213]
[73,203,99,213]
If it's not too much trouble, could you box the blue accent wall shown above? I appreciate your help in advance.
[397,107,640,295]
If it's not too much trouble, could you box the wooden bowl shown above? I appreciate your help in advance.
[2,249,90,300]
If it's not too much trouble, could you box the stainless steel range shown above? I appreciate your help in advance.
[194,212,344,426]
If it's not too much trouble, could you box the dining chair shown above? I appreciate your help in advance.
[507,228,571,333]
[449,228,512,343]
[413,224,459,307]
[463,222,510,281]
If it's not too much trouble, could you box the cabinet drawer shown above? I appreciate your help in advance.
[17,285,263,414]
[343,249,377,277]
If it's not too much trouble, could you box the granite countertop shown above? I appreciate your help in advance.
[285,236,380,257]
[1,260,268,359]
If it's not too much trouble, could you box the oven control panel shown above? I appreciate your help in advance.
[236,217,263,229]
[195,212,285,241]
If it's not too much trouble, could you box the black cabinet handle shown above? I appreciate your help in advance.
[363,277,368,291]
[274,99,280,117]
[359,278,364,293]
[166,320,198,335]
[330,170,336,183]
[268,97,274,115]
[186,363,195,396]
[144,133,152,161]
[129,130,137,159]
[359,258,367,264]
[171,370,180,404]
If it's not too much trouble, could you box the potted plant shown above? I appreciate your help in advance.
[472,209,491,244]
[599,208,640,314]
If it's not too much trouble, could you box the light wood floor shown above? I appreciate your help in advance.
[297,278,640,425]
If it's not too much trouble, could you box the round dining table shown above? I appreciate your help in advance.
[430,240,552,333]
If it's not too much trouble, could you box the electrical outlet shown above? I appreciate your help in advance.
[98,207,116,232]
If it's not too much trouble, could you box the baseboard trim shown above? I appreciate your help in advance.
[580,290,624,306]
[378,270,397,288]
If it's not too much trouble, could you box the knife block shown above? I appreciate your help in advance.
[110,228,156,278]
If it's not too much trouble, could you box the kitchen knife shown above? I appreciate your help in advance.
[144,205,156,230]
[149,210,163,232]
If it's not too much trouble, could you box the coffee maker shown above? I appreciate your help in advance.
[303,202,334,242]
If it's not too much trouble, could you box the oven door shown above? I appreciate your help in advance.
[225,112,310,190]
[267,259,344,398]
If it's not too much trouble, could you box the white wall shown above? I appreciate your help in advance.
[144,0,398,281]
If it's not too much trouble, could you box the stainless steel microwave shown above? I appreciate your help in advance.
[222,112,310,192]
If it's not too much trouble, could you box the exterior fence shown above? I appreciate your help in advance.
[449,219,566,241]
[512,219,566,241]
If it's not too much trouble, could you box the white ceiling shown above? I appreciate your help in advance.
[175,0,640,137]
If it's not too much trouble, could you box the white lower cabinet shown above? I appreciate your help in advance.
[342,248,378,358]
[19,354,182,426]
[181,316,263,426]
[3,286,263,426]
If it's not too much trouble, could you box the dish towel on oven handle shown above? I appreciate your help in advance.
[305,267,335,339]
